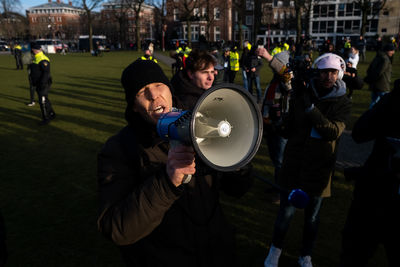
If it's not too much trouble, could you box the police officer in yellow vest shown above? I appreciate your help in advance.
[229,45,239,83]
[14,43,23,70]
[140,46,158,63]
[30,43,56,125]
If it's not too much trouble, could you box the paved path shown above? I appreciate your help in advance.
[336,130,373,169]
[155,52,373,170]
[154,51,175,66]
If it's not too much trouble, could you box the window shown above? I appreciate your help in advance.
[383,10,389,16]
[328,5,335,17]
[337,21,344,33]
[246,15,253,25]
[214,26,221,41]
[57,17,62,22]
[193,8,199,16]
[202,8,206,16]
[214,8,220,20]
[173,9,179,21]
[280,12,284,19]
[274,12,278,19]
[290,1,294,7]
[200,26,205,35]
[381,28,387,33]
[314,4,336,18]
[191,25,199,41]
[246,0,253,10]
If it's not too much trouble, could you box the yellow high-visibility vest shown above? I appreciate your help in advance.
[271,47,282,56]
[140,56,158,63]
[33,51,50,64]
[230,51,239,71]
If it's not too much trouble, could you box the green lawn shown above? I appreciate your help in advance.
[1,50,396,266]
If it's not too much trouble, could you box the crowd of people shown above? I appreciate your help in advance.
[94,37,399,267]
[2,36,398,267]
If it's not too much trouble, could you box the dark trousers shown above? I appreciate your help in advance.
[340,192,400,267]
[272,193,323,256]
[37,85,55,121]
[229,70,237,83]
[15,55,23,69]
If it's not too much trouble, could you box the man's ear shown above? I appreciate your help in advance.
[132,100,138,112]
[187,70,194,80]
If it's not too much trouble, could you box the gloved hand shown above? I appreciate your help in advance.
[303,90,314,111]
[269,103,282,122]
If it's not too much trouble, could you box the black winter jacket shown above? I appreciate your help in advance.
[97,114,253,267]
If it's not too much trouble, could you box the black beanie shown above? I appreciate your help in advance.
[121,59,171,105]
[383,43,395,52]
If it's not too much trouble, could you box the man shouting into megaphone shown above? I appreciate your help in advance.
[97,59,253,267]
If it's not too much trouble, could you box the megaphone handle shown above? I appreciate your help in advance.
[182,174,192,184]
[170,140,192,184]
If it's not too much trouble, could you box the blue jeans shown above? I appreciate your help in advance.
[370,91,387,109]
[264,125,287,182]
[271,193,324,256]
[242,69,248,91]
[247,74,262,102]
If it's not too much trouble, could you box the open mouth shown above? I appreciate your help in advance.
[153,105,166,114]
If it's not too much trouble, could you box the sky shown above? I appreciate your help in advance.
[20,0,52,13]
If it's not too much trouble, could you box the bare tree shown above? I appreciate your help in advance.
[293,0,312,44]
[153,0,166,50]
[125,0,146,50]
[76,0,104,52]
[232,0,246,49]
[0,0,20,17]
[355,0,387,36]
[172,0,200,46]
[109,0,129,49]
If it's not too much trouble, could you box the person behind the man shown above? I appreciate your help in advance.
[30,43,56,125]
[356,35,366,62]
[14,43,23,70]
[339,79,400,267]
[139,45,158,63]
[364,43,395,108]
[171,49,216,110]
[257,49,352,267]
[222,47,231,82]
[239,40,251,88]
[244,46,263,103]
[258,50,291,204]
[210,46,224,85]
[229,45,240,83]
[97,59,253,267]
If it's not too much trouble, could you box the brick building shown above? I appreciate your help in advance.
[101,1,155,47]
[165,0,233,46]
[26,0,84,40]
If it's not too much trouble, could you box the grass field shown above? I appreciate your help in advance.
[1,50,398,266]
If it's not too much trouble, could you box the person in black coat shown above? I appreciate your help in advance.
[171,50,217,110]
[97,59,253,267]
[340,80,400,267]
[30,43,56,125]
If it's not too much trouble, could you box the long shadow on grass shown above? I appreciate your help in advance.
[54,82,123,99]
[14,85,124,109]
[55,100,124,119]
[0,105,121,266]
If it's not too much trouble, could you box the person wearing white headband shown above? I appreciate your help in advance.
[258,50,352,267]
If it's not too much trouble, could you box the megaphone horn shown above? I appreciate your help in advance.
[157,83,263,172]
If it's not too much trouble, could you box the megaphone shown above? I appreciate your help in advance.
[157,83,263,172]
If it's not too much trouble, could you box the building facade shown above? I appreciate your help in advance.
[101,1,155,47]
[165,0,233,45]
[26,0,84,40]
[309,0,380,44]
[378,0,400,37]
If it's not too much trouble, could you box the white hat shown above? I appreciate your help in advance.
[316,54,342,71]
